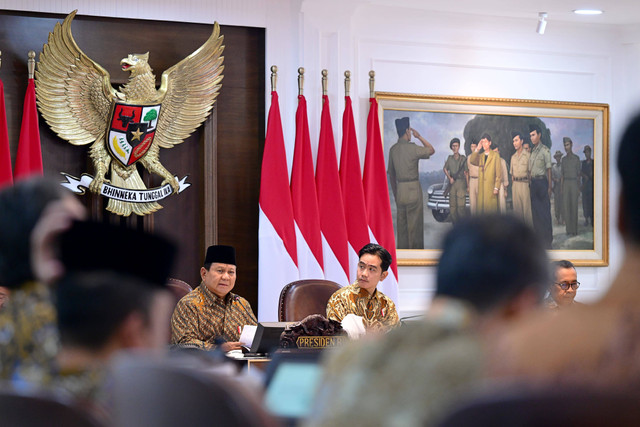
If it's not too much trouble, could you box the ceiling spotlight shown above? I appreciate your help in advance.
[536,12,547,35]
[573,9,603,15]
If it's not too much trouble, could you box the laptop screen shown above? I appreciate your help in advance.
[263,350,324,419]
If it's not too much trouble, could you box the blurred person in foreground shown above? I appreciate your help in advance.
[307,215,549,427]
[326,243,399,333]
[0,287,9,309]
[50,220,176,422]
[544,260,580,311]
[171,245,257,352]
[495,113,640,388]
[0,178,85,384]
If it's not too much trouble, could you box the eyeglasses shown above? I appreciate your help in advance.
[554,281,580,291]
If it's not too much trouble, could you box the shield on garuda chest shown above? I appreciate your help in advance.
[107,102,162,166]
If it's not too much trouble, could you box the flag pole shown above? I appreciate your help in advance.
[28,50,36,79]
[270,65,277,92]
[344,70,351,98]
[369,70,375,98]
[298,67,304,96]
[321,69,328,98]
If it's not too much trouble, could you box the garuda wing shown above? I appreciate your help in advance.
[35,10,117,146]
[153,22,224,149]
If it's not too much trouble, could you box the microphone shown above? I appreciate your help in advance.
[233,294,258,324]
[399,314,424,325]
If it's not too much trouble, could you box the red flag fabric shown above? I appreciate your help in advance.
[364,97,398,301]
[339,96,370,283]
[258,91,299,320]
[14,78,42,180]
[291,95,324,279]
[316,95,349,286]
[0,77,12,188]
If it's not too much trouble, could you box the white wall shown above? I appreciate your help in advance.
[2,0,635,317]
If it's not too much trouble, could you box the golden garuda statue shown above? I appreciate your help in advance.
[36,10,224,216]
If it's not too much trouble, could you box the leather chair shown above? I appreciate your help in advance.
[278,279,341,322]
[111,356,279,427]
[0,384,104,427]
[166,277,193,303]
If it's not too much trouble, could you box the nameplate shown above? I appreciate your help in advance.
[295,336,348,349]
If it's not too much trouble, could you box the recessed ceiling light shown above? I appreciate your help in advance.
[573,9,603,15]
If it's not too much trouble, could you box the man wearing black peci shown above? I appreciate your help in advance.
[171,245,257,352]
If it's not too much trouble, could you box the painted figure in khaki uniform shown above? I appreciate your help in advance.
[443,138,468,223]
[467,141,480,214]
[510,132,532,225]
[469,133,502,213]
[494,146,509,214]
[561,137,581,236]
[388,117,435,249]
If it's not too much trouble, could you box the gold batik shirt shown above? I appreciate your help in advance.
[170,283,257,349]
[0,281,59,384]
[326,283,399,331]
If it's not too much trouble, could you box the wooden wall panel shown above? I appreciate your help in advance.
[0,11,265,312]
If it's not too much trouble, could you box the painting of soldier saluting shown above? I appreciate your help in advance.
[377,93,608,266]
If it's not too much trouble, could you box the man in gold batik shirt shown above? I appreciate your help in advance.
[326,243,399,332]
[171,245,257,352]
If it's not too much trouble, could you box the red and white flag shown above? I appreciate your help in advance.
[339,96,370,283]
[316,95,349,286]
[258,91,299,321]
[364,96,398,302]
[291,95,324,279]
[0,76,12,189]
[14,78,42,180]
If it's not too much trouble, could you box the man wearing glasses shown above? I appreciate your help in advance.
[545,259,580,310]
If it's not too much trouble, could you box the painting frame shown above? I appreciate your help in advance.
[377,92,609,267]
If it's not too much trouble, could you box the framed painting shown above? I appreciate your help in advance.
[377,92,609,267]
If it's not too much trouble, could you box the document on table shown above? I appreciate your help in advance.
[239,324,257,347]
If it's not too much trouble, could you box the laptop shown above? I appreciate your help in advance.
[245,322,292,356]
[263,349,324,420]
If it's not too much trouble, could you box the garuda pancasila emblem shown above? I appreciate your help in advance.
[36,10,224,216]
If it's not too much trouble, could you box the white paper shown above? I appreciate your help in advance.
[341,314,366,339]
[239,324,257,347]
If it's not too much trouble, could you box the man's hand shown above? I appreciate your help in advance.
[410,128,421,139]
[220,341,243,352]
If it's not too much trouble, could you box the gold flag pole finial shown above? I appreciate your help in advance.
[321,69,328,97]
[298,67,305,96]
[28,50,36,79]
[344,70,351,97]
[270,65,278,92]
[369,70,375,98]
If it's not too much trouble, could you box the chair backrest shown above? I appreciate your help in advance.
[278,279,341,322]
[438,386,640,427]
[111,356,278,427]
[167,277,193,303]
[0,384,104,427]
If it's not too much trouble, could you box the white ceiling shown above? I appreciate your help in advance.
[367,0,640,26]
